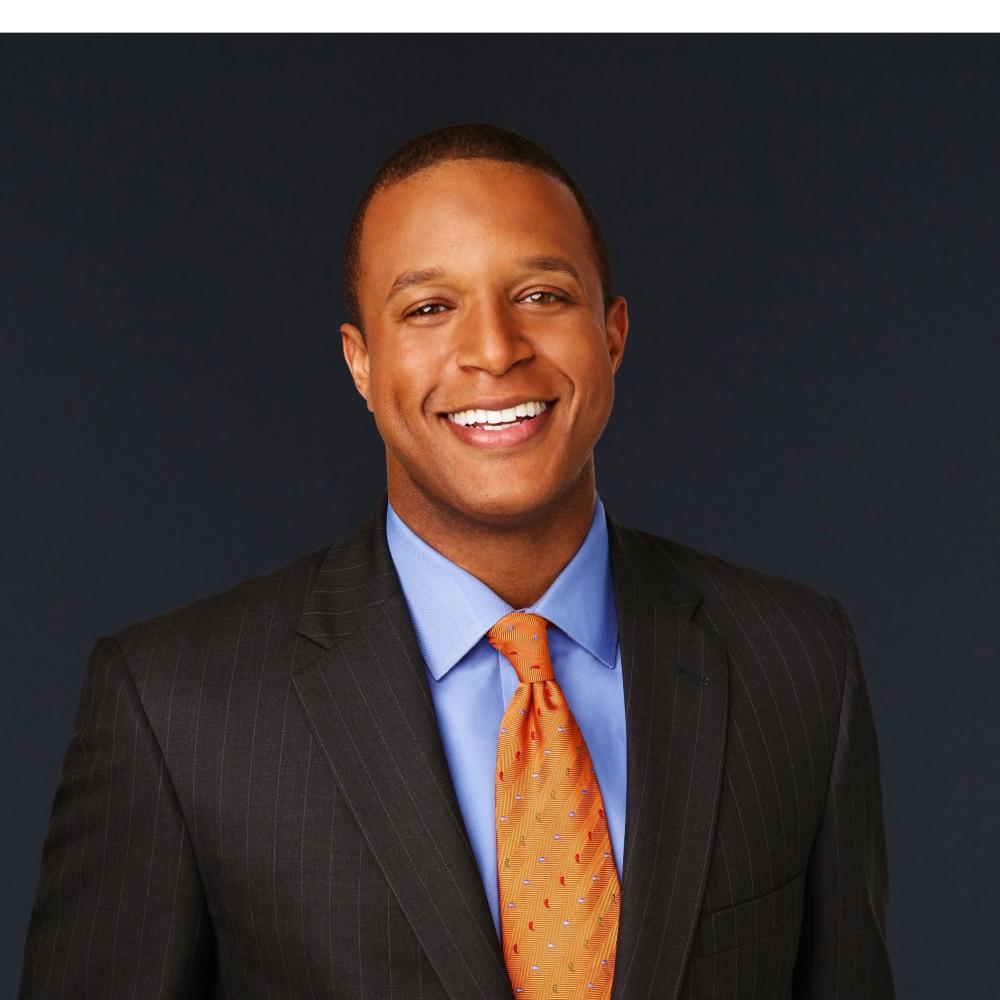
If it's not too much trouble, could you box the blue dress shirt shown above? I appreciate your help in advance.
[385,493,627,938]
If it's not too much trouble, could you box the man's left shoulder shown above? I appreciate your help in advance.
[620,520,847,655]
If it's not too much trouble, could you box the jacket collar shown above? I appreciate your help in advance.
[384,492,618,682]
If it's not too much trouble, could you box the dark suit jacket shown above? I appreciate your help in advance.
[19,493,894,999]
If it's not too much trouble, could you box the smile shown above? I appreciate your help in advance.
[446,399,549,428]
[440,400,555,449]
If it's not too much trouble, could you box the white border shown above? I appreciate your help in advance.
[3,0,999,33]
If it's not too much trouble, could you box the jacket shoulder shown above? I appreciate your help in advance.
[628,524,855,712]
[109,541,332,672]
[617,519,844,637]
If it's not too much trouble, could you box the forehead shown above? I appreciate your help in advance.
[358,159,595,289]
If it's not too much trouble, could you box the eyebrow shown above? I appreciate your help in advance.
[516,255,582,284]
[384,255,583,306]
[385,267,446,304]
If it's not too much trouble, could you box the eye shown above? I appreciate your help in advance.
[404,302,448,318]
[521,290,567,305]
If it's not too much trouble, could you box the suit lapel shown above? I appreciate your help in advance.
[293,493,513,1000]
[606,515,729,1000]
[293,493,728,1000]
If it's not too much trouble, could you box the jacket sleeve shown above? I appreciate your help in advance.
[791,596,896,998]
[18,636,214,998]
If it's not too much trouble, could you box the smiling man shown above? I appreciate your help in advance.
[19,123,895,1000]
[340,151,626,612]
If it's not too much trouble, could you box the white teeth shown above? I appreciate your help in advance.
[446,400,548,427]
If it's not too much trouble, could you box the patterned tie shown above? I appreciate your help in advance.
[487,611,620,999]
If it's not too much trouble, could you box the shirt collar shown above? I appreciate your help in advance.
[385,493,619,681]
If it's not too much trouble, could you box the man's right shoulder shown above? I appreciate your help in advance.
[108,541,328,671]
[111,499,388,656]
[104,508,380,698]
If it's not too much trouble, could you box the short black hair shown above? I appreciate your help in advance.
[342,122,614,335]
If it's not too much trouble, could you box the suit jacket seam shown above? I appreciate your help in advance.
[811,592,852,838]
[106,632,211,902]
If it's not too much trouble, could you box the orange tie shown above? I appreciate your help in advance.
[487,611,620,999]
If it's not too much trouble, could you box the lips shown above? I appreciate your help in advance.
[440,398,555,449]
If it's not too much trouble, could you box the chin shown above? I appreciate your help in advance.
[449,482,558,525]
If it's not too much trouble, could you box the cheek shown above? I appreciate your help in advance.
[368,355,439,436]
[566,342,615,409]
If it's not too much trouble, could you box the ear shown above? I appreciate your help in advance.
[341,323,374,412]
[604,296,629,375]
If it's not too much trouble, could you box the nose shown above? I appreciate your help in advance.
[453,296,534,375]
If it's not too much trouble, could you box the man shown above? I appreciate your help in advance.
[19,122,894,1000]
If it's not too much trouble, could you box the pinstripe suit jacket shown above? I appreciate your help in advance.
[19,492,894,1000]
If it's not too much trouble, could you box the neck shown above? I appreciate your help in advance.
[386,464,598,610]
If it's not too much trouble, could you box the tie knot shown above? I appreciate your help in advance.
[486,612,555,684]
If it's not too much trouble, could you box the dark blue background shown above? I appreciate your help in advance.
[3,35,997,997]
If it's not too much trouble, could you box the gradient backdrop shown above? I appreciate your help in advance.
[3,35,997,998]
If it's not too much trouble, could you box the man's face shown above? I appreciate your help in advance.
[341,158,628,526]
